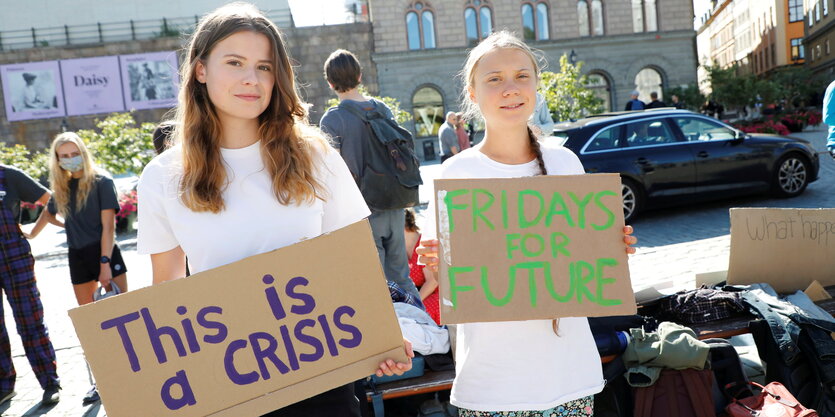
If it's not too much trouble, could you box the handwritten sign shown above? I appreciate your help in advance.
[728,208,835,292]
[434,174,637,324]
[69,221,406,416]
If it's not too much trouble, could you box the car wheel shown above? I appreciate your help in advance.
[621,178,644,223]
[772,154,810,197]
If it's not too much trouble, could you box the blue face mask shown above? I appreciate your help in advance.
[59,155,83,172]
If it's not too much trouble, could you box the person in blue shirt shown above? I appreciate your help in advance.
[823,80,835,158]
[624,90,645,111]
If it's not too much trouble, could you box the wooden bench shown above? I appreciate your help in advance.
[367,289,835,401]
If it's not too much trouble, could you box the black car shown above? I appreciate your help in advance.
[553,109,821,222]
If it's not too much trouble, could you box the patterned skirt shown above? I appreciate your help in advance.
[457,395,593,417]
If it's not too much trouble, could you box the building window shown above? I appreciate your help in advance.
[577,0,590,36]
[465,0,493,46]
[816,0,822,21]
[412,86,445,138]
[825,0,829,16]
[406,2,436,50]
[644,0,657,32]
[788,0,803,22]
[634,67,662,102]
[591,0,604,35]
[631,0,644,33]
[791,38,805,60]
[586,72,612,112]
[522,1,550,41]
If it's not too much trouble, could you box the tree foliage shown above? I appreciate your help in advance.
[666,84,706,111]
[540,54,604,122]
[0,143,49,181]
[76,113,157,175]
[705,64,824,113]
[325,86,412,125]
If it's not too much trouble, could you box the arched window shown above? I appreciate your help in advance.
[522,1,550,41]
[586,72,612,112]
[412,86,445,138]
[577,0,590,36]
[591,0,604,35]
[465,0,493,46]
[634,67,663,102]
[406,2,436,50]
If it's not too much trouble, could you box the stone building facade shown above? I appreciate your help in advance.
[805,0,835,78]
[0,23,375,150]
[369,0,698,160]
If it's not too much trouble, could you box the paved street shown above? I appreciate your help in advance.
[1,126,832,416]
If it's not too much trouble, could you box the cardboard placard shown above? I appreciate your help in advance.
[69,221,406,417]
[434,174,637,324]
[728,208,835,293]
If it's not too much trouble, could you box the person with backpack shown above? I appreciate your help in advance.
[625,90,645,111]
[320,49,424,303]
[135,5,413,415]
[416,31,637,416]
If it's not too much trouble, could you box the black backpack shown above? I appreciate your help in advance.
[338,100,423,211]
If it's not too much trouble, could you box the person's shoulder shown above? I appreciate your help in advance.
[540,140,580,159]
[141,144,183,182]
[2,164,29,180]
[440,147,481,175]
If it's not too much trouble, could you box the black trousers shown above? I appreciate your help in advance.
[260,382,361,417]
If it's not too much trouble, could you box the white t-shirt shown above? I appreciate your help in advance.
[424,141,605,412]
[137,140,370,273]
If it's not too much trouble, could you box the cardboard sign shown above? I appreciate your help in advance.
[434,174,637,324]
[69,221,406,417]
[728,208,835,293]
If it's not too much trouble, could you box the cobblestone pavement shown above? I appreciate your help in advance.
[1,127,831,416]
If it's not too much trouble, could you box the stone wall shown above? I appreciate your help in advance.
[0,23,376,149]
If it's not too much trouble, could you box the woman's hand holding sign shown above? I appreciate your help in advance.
[375,338,414,377]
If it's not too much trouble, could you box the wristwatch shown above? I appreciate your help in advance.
[100,256,111,264]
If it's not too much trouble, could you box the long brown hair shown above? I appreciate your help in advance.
[459,31,548,176]
[175,2,327,213]
[47,132,98,218]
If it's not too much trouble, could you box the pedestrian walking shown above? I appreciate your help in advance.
[624,90,645,111]
[136,4,412,416]
[438,112,460,162]
[0,164,60,406]
[823,80,835,158]
[416,31,637,416]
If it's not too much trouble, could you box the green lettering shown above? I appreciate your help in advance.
[595,258,622,306]
[549,232,571,258]
[472,189,495,232]
[510,262,546,307]
[542,262,574,302]
[501,190,509,229]
[545,192,575,228]
[505,233,522,259]
[518,190,545,229]
[591,190,617,231]
[443,189,470,234]
[520,233,546,257]
[568,192,594,229]
[572,260,596,303]
[448,266,476,309]
[481,266,514,306]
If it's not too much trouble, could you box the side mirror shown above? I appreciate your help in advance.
[734,130,747,141]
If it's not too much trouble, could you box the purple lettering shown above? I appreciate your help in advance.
[317,314,339,357]
[224,339,258,385]
[286,276,316,315]
[263,274,287,321]
[160,370,196,410]
[278,325,300,371]
[100,312,141,372]
[294,319,324,362]
[177,306,200,354]
[333,306,363,349]
[196,306,227,344]
[141,307,186,364]
[249,332,290,380]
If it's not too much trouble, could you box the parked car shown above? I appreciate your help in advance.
[552,109,820,222]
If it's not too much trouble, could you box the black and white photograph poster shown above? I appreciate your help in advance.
[1,60,65,121]
[120,51,179,111]
[60,55,125,117]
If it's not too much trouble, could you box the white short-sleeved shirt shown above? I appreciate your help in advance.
[137,140,370,274]
[424,141,605,412]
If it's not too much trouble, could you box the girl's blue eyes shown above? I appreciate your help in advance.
[226,61,271,71]
[487,74,531,82]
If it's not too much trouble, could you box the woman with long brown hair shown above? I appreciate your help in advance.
[136,3,411,415]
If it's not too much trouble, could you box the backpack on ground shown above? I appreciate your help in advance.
[702,338,754,414]
[633,368,716,417]
[338,100,423,211]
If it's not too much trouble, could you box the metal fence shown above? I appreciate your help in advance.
[0,10,293,51]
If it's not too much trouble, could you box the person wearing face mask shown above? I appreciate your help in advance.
[27,132,128,403]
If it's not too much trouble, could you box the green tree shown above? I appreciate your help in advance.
[325,86,412,125]
[666,84,706,111]
[0,143,49,181]
[705,64,781,112]
[769,66,825,109]
[77,113,156,175]
[540,54,604,122]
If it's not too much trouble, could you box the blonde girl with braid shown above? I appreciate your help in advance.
[136,3,411,415]
[416,31,637,416]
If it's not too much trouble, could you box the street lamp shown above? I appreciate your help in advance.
[569,49,578,65]
[60,118,69,132]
